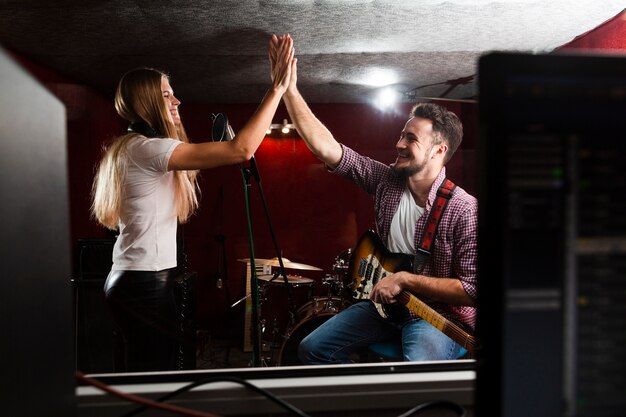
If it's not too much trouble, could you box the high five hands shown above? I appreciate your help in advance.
[270,34,298,93]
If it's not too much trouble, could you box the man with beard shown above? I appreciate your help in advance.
[270,35,477,363]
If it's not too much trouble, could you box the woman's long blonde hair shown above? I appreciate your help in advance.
[91,68,199,230]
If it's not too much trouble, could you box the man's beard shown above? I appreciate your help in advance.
[392,159,426,177]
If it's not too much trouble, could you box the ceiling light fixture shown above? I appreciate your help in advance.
[266,119,296,137]
[361,68,398,87]
[373,86,402,111]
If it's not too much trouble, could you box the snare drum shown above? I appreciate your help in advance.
[258,274,314,287]
[277,296,352,366]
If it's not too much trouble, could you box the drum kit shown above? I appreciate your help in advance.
[237,249,354,366]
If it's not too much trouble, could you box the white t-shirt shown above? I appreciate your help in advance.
[387,186,425,254]
[112,136,183,271]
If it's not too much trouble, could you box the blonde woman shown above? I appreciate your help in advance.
[92,35,294,372]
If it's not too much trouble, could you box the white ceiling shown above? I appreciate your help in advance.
[0,0,624,103]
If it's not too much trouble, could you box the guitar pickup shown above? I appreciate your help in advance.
[358,259,366,278]
[364,262,373,281]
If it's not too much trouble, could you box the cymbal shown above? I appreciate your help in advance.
[237,257,323,271]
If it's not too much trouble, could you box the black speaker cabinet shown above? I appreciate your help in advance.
[77,237,115,278]
[74,237,117,373]
[73,238,197,372]
[73,276,117,373]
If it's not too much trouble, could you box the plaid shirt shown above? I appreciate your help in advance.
[332,144,478,332]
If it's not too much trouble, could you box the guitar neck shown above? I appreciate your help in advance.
[397,290,476,355]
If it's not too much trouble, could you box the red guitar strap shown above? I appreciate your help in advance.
[413,178,456,273]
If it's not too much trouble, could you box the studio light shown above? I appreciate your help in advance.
[266,119,296,137]
[373,86,401,111]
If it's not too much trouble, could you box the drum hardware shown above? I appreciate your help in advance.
[322,274,342,289]
[259,317,280,350]
[275,249,359,366]
[277,296,353,366]
[256,272,315,363]
[319,296,341,314]
[237,249,360,367]
[331,248,352,273]
[322,275,344,313]
[330,247,357,299]
[238,257,322,271]
[257,283,283,351]
[261,317,284,366]
[233,259,319,358]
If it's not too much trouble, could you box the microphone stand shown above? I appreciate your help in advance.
[240,155,300,367]
[212,113,300,367]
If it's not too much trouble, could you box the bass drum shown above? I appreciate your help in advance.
[277,296,352,366]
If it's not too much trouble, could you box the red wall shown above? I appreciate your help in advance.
[13,52,478,335]
[555,9,626,50]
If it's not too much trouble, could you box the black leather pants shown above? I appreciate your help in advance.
[104,268,180,372]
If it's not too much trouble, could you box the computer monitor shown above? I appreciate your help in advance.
[476,52,626,417]
[0,47,74,416]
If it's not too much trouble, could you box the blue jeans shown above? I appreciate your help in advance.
[298,300,467,364]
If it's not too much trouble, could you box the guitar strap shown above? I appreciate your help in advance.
[413,178,456,273]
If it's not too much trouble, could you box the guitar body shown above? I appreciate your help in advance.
[347,230,477,355]
[347,230,412,309]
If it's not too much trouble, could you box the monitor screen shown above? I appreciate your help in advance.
[476,52,626,417]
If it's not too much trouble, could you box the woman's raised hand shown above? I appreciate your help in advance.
[269,33,295,94]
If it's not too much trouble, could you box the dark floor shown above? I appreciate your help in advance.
[195,291,355,370]
[194,307,382,370]
[195,333,285,369]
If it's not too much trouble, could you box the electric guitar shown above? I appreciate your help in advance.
[347,230,477,355]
